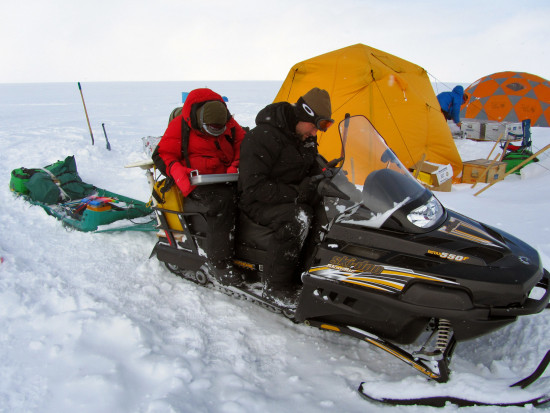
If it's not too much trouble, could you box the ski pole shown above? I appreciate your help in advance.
[77,82,94,145]
[102,123,111,151]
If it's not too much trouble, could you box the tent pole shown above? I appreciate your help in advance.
[486,132,504,160]
[499,140,511,161]
[414,154,426,179]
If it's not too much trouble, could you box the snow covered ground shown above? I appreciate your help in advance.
[0,81,549,412]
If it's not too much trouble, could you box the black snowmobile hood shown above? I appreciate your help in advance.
[427,208,543,306]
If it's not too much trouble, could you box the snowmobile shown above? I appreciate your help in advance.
[139,114,549,407]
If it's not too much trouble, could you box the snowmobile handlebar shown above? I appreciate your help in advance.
[306,157,350,200]
[311,170,332,184]
[311,157,345,183]
[325,157,344,168]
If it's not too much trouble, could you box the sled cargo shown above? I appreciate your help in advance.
[10,156,154,232]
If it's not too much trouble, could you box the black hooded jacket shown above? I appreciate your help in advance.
[238,102,321,219]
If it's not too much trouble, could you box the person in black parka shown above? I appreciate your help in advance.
[238,88,334,307]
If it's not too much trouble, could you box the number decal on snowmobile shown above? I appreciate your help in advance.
[427,250,470,262]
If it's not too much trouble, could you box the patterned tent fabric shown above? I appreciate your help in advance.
[460,71,550,127]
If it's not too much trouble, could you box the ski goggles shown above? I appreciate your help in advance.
[315,117,334,132]
[201,123,227,137]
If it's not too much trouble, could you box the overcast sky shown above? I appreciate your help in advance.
[2,0,549,85]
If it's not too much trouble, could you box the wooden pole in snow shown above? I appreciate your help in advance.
[474,143,550,196]
[471,152,502,189]
[78,82,94,146]
[486,132,505,160]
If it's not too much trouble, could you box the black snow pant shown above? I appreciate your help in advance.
[252,202,314,291]
[187,183,236,270]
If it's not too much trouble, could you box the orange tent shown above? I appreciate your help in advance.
[460,71,550,127]
[273,44,463,181]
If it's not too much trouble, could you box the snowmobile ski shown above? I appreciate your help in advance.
[358,385,550,408]
[510,349,550,389]
[358,349,550,407]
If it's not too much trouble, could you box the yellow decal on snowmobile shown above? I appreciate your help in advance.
[380,269,456,284]
[346,276,404,291]
[309,261,458,294]
[427,250,471,262]
[320,324,341,332]
[438,217,501,247]
[233,259,255,270]
[344,279,392,292]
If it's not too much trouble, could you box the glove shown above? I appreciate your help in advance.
[169,162,195,196]
[296,176,318,204]
[227,166,238,174]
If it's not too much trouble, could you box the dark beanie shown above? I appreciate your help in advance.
[197,101,228,126]
[293,87,332,122]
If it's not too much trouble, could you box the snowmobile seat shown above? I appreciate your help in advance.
[237,212,274,251]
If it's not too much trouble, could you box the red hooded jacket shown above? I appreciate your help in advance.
[157,88,245,196]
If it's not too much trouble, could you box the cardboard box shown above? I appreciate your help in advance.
[462,159,507,184]
[411,161,453,192]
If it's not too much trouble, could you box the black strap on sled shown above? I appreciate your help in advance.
[152,180,169,204]
[180,119,192,170]
[12,167,40,179]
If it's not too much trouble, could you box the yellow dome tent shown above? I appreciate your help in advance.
[274,44,462,183]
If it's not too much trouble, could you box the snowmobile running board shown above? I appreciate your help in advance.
[161,260,297,318]
[358,350,550,407]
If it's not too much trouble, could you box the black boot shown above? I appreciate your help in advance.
[262,285,300,309]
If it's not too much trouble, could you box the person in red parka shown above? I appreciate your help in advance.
[157,88,245,286]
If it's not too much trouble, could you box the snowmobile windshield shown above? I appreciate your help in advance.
[328,115,444,231]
